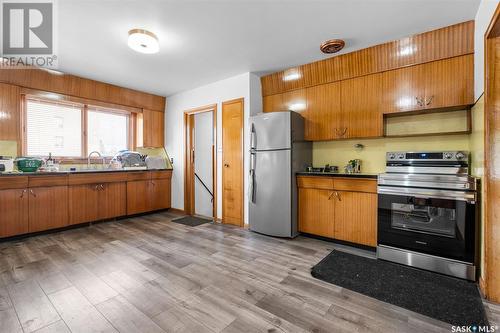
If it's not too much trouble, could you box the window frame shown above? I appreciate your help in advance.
[21,93,137,162]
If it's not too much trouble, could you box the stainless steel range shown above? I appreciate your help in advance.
[377,151,479,280]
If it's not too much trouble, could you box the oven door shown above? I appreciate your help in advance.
[378,186,477,263]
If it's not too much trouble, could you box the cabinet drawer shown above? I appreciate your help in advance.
[126,172,150,181]
[0,176,28,190]
[333,178,377,193]
[68,172,128,185]
[297,176,334,189]
[150,170,172,180]
[29,175,68,187]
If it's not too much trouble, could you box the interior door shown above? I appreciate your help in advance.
[222,98,244,226]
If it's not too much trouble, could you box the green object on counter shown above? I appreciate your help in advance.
[16,158,43,172]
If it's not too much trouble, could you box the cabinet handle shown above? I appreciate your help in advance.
[29,189,36,197]
[425,95,434,106]
[151,181,155,186]
[415,96,424,107]
[99,184,104,190]
[335,191,341,201]
[328,191,335,200]
[19,189,27,198]
[94,184,99,191]
[341,127,347,137]
[334,128,339,137]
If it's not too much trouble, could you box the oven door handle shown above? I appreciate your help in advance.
[377,186,476,203]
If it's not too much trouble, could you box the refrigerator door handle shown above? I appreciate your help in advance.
[249,151,256,203]
[250,123,256,151]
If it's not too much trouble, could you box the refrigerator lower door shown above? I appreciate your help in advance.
[249,149,292,237]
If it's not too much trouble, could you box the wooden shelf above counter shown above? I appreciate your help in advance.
[297,174,377,247]
[0,170,172,239]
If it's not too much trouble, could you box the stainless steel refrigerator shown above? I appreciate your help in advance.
[248,111,312,237]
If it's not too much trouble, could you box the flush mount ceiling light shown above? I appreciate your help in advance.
[320,39,345,54]
[128,29,159,54]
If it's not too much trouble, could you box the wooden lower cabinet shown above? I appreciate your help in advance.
[333,191,377,247]
[298,176,378,247]
[69,182,126,224]
[127,180,150,215]
[69,184,100,224]
[150,178,171,211]
[28,186,69,233]
[0,188,29,237]
[298,188,335,237]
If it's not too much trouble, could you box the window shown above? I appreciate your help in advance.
[25,97,131,158]
[87,109,129,156]
[26,100,82,157]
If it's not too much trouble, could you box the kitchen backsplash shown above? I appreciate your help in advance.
[0,141,17,157]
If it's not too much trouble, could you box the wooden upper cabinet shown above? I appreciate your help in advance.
[423,55,474,109]
[28,186,69,233]
[304,82,341,141]
[282,89,307,113]
[341,73,384,139]
[0,188,29,237]
[142,109,165,148]
[382,64,425,113]
[263,94,284,112]
[383,55,474,113]
[0,83,20,141]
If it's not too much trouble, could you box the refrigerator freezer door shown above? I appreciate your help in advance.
[250,112,291,150]
[249,149,292,237]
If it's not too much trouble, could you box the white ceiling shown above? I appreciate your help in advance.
[57,0,480,97]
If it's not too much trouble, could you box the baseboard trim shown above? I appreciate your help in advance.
[168,208,185,215]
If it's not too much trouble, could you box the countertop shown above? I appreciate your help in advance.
[0,168,173,176]
[296,171,378,179]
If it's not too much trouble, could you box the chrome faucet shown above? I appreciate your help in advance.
[87,151,105,169]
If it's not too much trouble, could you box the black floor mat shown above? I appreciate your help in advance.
[171,216,212,227]
[311,250,488,326]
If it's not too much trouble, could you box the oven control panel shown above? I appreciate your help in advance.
[386,151,469,162]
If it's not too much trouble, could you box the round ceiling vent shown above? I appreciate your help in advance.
[320,39,345,54]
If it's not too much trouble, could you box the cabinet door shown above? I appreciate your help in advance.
[29,186,69,232]
[143,109,164,148]
[298,188,335,238]
[0,83,20,141]
[423,55,474,109]
[263,94,284,112]
[305,82,341,140]
[127,180,151,215]
[150,178,171,211]
[98,182,126,220]
[282,89,307,113]
[333,191,377,247]
[341,73,384,138]
[0,189,29,237]
[382,64,425,113]
[69,184,100,224]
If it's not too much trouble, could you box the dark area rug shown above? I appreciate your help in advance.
[311,250,488,326]
[171,215,212,227]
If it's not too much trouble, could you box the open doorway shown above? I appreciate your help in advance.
[184,104,217,219]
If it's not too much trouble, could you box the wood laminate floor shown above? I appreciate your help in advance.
[0,211,497,333]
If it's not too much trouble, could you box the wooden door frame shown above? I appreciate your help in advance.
[221,98,244,227]
[183,104,217,218]
[483,2,500,303]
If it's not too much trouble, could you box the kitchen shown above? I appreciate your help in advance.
[0,0,500,332]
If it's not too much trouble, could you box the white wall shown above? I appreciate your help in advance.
[475,0,499,100]
[194,111,214,217]
[165,72,262,224]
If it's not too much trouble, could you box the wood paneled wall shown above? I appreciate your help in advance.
[261,20,474,97]
[0,68,166,111]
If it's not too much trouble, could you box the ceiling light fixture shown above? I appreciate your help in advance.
[320,39,345,54]
[128,29,159,54]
